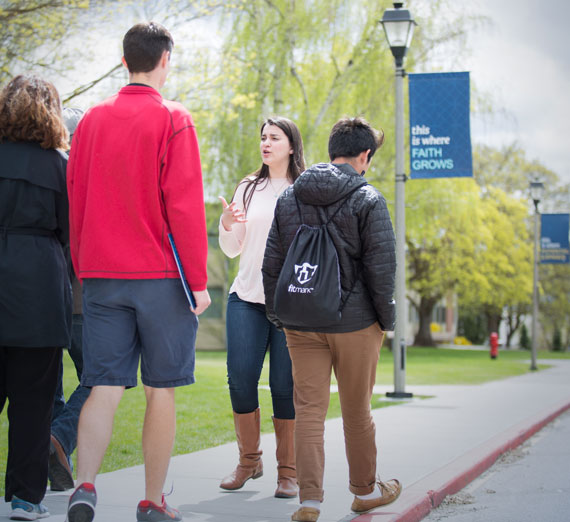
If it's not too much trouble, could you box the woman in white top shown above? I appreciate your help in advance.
[218,117,305,498]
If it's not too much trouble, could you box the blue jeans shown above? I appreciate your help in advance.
[51,314,91,457]
[226,293,294,419]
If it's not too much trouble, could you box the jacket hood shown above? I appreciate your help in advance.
[293,162,367,206]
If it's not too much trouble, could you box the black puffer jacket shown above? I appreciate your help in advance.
[262,162,396,333]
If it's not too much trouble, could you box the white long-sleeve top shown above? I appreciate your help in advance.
[219,176,291,304]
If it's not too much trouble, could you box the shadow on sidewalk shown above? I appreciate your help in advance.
[180,489,292,521]
[179,489,362,522]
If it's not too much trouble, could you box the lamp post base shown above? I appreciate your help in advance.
[386,391,414,398]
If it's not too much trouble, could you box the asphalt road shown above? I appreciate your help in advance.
[422,409,570,522]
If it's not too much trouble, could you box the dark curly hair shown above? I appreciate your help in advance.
[0,74,69,150]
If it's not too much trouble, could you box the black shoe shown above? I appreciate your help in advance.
[49,434,74,491]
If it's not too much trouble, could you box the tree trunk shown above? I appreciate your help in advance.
[505,309,522,348]
[486,312,502,339]
[413,296,439,347]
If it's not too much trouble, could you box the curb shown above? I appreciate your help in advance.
[354,398,570,522]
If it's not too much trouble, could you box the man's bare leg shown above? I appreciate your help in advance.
[76,385,125,485]
[142,386,176,504]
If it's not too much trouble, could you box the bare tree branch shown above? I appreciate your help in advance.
[0,1,66,20]
[62,63,122,104]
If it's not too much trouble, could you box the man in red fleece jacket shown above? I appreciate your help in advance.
[66,22,210,522]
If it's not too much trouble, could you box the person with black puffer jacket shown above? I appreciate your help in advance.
[262,117,400,522]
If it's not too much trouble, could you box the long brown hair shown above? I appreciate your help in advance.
[0,74,69,150]
[236,116,305,214]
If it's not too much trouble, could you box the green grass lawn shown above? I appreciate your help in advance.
[387,346,569,385]
[1,346,568,496]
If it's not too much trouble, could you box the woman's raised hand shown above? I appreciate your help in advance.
[219,196,247,231]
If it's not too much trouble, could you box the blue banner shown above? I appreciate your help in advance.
[541,213,569,264]
[409,72,472,179]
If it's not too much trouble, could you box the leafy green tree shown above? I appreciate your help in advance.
[0,0,91,84]
[458,186,532,337]
[405,176,533,347]
[189,0,396,199]
[473,143,558,194]
[539,263,570,351]
[472,143,568,345]
[61,0,232,104]
[0,0,232,105]
[188,0,479,200]
[406,178,482,346]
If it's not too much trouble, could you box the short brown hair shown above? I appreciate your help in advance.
[123,22,174,73]
[328,117,384,162]
[0,74,69,150]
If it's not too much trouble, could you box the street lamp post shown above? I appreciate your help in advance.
[381,2,416,398]
[529,180,545,371]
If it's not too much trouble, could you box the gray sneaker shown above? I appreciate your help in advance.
[10,496,49,520]
[136,495,182,521]
[66,483,97,522]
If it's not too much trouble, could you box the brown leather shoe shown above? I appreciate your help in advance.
[350,478,402,513]
[48,434,74,491]
[220,409,263,490]
[219,461,263,490]
[273,417,298,498]
[291,506,320,521]
[276,475,297,498]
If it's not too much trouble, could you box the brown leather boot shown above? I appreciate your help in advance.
[220,408,263,490]
[273,417,298,498]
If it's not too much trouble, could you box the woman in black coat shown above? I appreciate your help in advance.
[0,74,72,519]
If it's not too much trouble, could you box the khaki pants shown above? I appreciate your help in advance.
[285,322,384,502]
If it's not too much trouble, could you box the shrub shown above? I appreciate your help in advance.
[457,309,487,345]
[519,323,530,350]
[430,322,442,333]
[552,328,562,352]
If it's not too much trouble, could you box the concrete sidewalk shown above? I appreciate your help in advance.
[2,359,569,522]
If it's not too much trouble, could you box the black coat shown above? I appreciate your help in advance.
[262,162,396,333]
[0,141,72,347]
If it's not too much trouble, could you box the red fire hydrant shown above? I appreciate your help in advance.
[490,332,499,359]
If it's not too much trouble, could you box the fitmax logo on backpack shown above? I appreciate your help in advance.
[288,262,317,294]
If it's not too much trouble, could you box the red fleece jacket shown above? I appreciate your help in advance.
[67,85,208,290]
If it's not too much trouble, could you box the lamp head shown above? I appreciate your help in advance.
[380,2,417,67]
[529,180,545,208]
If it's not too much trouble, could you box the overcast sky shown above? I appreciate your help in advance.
[464,0,570,186]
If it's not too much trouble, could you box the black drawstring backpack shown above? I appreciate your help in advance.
[274,187,361,328]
